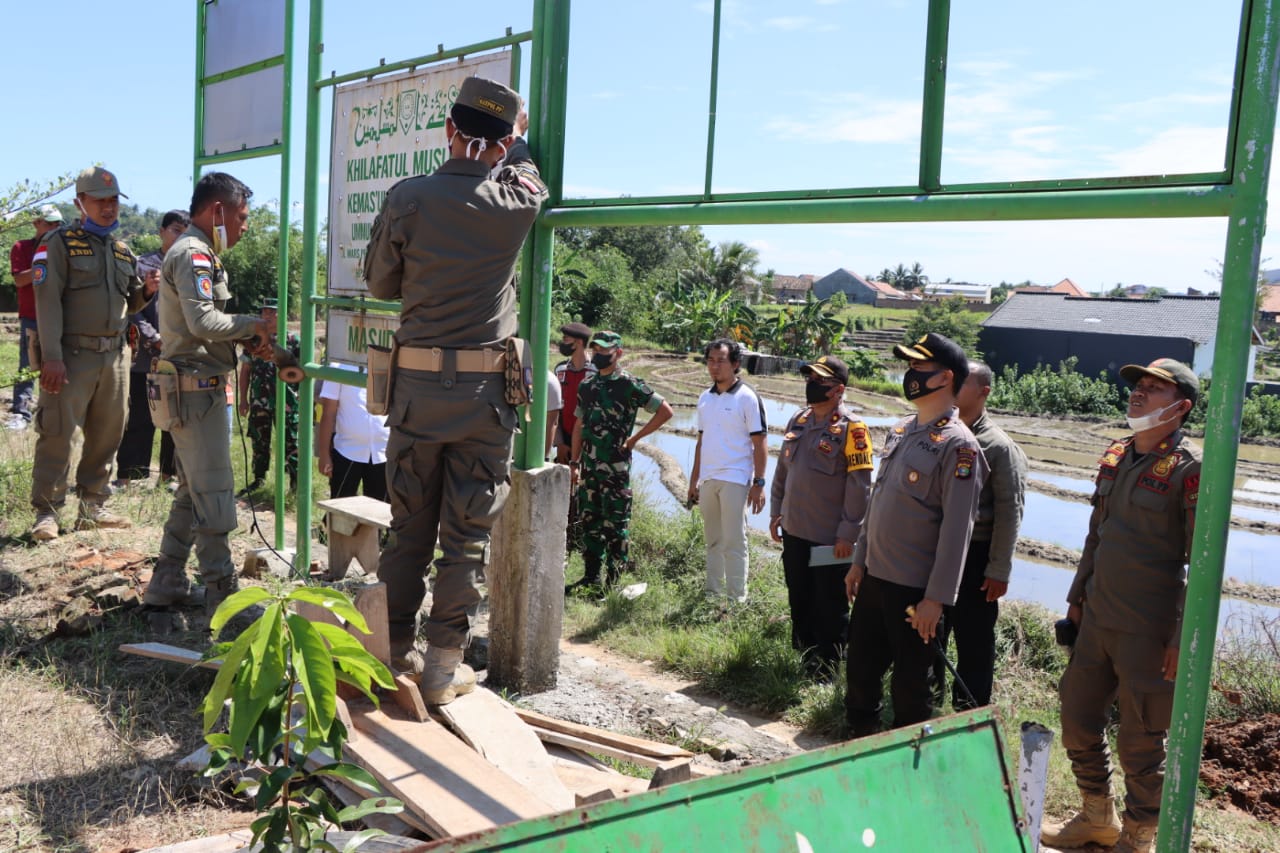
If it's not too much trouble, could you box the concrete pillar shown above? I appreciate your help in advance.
[487,463,569,693]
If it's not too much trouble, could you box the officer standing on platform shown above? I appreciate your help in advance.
[144,173,273,620]
[364,77,547,706]
[29,167,149,541]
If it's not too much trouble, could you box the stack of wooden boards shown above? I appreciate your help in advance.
[121,583,712,843]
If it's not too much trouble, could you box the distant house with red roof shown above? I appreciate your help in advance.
[1259,284,1280,325]
[1014,277,1089,297]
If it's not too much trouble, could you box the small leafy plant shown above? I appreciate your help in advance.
[201,586,400,851]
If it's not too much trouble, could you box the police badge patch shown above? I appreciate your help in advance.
[955,447,976,480]
[196,272,214,299]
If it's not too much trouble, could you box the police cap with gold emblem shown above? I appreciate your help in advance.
[893,332,968,383]
[76,166,128,199]
[451,76,519,139]
[1119,358,1199,405]
[801,354,849,385]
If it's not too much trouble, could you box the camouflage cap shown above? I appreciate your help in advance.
[455,77,519,128]
[590,330,623,349]
[259,298,279,312]
[1120,358,1199,405]
[76,166,128,199]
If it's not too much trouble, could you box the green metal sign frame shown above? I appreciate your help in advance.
[201,1,1279,849]
[193,0,296,547]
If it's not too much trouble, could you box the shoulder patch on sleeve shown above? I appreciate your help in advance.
[1184,473,1199,505]
[955,447,977,479]
[195,271,214,300]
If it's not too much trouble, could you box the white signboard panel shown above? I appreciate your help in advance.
[204,0,286,76]
[202,65,285,155]
[327,52,512,295]
[325,309,399,367]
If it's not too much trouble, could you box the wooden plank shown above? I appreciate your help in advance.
[120,642,218,669]
[318,496,393,529]
[305,749,434,838]
[530,728,668,770]
[139,829,255,852]
[551,759,650,800]
[514,708,693,759]
[352,582,391,665]
[390,673,429,722]
[435,689,574,812]
[346,706,554,838]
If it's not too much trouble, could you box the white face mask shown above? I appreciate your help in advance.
[1126,400,1183,432]
[211,204,227,253]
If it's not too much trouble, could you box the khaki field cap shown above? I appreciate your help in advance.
[456,77,520,125]
[1120,358,1200,405]
[76,166,127,199]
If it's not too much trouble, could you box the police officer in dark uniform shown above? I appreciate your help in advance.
[29,167,149,540]
[769,355,873,678]
[364,77,547,705]
[844,333,988,737]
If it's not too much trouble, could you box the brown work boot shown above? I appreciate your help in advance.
[418,646,476,706]
[143,569,194,607]
[391,640,426,679]
[75,502,132,531]
[1112,820,1156,853]
[31,512,60,542]
[1040,791,1122,849]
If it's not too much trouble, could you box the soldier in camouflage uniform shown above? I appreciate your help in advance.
[236,299,300,493]
[568,331,674,593]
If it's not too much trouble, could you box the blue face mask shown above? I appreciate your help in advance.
[79,207,119,237]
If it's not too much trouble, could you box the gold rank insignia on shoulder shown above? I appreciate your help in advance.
[934,416,950,428]
[893,425,905,434]
[929,431,945,443]
[796,411,810,425]
[783,431,798,441]
[1156,438,1171,453]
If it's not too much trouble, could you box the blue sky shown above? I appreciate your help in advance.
[0,0,1271,293]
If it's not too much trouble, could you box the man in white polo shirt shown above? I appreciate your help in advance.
[317,362,390,501]
[688,338,767,603]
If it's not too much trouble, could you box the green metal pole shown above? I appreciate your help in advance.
[518,0,569,470]
[703,0,722,198]
[193,0,206,191]
[540,184,1234,228]
[295,0,325,577]
[919,0,950,192]
[273,0,297,550]
[1158,1,1280,850]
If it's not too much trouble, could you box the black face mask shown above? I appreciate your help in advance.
[805,381,834,404]
[558,342,576,357]
[903,368,945,401]
[592,352,615,370]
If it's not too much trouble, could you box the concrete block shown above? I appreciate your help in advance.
[487,464,569,693]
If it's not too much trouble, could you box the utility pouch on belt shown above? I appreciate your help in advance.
[147,366,181,431]
[367,340,396,416]
[503,336,534,417]
[27,328,41,372]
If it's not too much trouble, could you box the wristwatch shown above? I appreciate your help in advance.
[751,477,766,487]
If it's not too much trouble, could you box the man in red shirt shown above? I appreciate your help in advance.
[552,322,595,463]
[8,205,63,429]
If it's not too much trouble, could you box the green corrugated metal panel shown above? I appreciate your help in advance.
[426,710,1030,852]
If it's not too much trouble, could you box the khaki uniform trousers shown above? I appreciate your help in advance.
[157,386,237,584]
[1059,612,1174,827]
[30,344,129,512]
[378,368,516,650]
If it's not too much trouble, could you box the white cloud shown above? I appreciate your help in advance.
[765,96,920,144]
[591,90,623,101]
[1100,126,1227,175]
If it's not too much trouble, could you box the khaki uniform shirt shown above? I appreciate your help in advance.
[158,226,259,378]
[32,222,146,362]
[363,139,547,348]
[968,411,1028,582]
[1068,430,1200,642]
[770,405,873,545]
[852,407,988,604]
